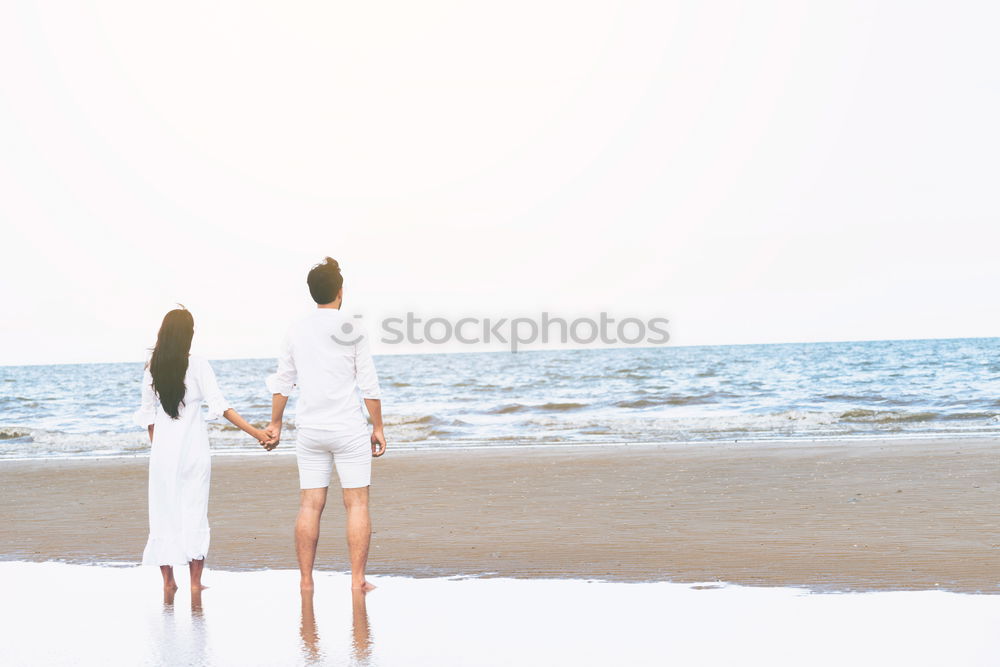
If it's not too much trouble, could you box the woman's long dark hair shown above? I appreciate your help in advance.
[149,307,195,419]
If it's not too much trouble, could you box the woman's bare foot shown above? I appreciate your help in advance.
[190,584,209,592]
[301,580,315,593]
[351,581,376,592]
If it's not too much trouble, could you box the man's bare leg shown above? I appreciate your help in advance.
[296,487,329,592]
[343,486,375,591]
[189,558,207,592]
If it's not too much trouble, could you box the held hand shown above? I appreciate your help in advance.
[252,428,276,451]
[261,422,282,451]
[371,428,387,457]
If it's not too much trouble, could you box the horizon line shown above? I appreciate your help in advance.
[1,334,996,368]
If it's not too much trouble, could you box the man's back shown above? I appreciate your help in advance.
[267,309,381,433]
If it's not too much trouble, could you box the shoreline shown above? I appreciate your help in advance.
[2,438,999,593]
[2,430,998,464]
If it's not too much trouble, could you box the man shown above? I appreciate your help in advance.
[263,257,386,592]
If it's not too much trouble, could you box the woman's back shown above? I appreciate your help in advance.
[135,355,230,431]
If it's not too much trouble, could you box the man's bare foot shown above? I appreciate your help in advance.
[351,581,376,592]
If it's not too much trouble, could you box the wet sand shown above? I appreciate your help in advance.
[4,562,1000,666]
[2,438,999,592]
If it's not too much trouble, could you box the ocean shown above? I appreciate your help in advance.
[1,337,998,460]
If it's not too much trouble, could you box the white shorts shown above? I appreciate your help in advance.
[295,428,372,489]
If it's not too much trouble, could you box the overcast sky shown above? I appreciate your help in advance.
[1,1,998,365]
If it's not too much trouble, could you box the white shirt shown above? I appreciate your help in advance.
[266,309,382,432]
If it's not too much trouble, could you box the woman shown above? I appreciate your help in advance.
[133,306,269,593]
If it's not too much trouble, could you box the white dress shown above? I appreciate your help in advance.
[133,354,230,566]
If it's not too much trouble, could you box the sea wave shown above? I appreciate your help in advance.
[616,393,718,408]
[490,404,525,414]
[822,393,900,404]
[386,414,440,425]
[3,410,999,461]
[838,409,939,424]
[489,402,589,414]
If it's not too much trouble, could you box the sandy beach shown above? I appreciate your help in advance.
[3,437,999,593]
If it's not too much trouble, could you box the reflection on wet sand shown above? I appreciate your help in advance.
[150,585,209,665]
[191,588,204,617]
[299,589,374,665]
[299,590,322,663]
[352,590,372,664]
[4,563,1000,666]
[189,590,208,665]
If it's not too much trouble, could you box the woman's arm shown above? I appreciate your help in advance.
[200,358,268,447]
[223,408,269,444]
[134,365,158,435]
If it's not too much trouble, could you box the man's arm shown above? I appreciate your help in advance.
[365,398,385,456]
[355,324,385,457]
[264,394,288,450]
[264,333,296,449]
